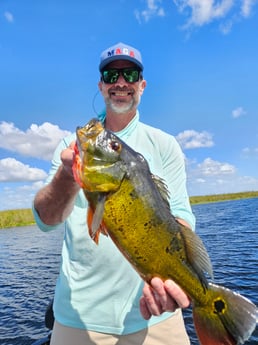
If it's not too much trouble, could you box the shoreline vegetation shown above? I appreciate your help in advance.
[1,191,258,229]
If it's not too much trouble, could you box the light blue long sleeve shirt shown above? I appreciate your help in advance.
[33,112,195,334]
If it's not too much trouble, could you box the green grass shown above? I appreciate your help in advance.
[0,208,35,229]
[1,191,258,229]
[189,191,258,205]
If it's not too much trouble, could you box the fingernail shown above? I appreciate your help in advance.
[165,280,174,287]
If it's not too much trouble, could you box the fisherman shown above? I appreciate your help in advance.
[33,42,196,345]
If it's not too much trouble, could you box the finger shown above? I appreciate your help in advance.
[164,280,190,309]
[60,145,78,178]
[151,277,181,312]
[150,277,168,310]
[142,282,163,316]
[68,141,76,150]
[139,296,152,320]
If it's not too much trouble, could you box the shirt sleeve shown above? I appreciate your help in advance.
[157,131,196,231]
[32,133,76,232]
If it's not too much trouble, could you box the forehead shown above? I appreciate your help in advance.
[104,60,138,69]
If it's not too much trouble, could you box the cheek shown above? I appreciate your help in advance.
[99,84,109,98]
[98,81,110,95]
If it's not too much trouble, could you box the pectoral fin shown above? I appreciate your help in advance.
[87,195,108,244]
[180,224,213,288]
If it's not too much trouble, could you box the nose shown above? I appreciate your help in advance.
[116,72,127,85]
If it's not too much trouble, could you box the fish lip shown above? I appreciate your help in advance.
[76,119,104,142]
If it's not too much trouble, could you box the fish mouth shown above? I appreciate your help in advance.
[76,119,104,153]
[77,119,104,142]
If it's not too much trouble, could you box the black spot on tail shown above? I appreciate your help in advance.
[214,298,226,314]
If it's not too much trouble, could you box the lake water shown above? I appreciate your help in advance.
[0,198,257,344]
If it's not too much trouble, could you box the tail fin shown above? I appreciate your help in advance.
[193,283,258,345]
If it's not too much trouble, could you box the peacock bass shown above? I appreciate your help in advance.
[72,118,257,345]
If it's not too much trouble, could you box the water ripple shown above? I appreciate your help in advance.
[1,198,258,344]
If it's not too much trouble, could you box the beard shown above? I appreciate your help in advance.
[106,98,135,114]
[104,86,140,115]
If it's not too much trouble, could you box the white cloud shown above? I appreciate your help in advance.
[219,19,234,34]
[232,106,247,118]
[196,157,236,176]
[4,11,14,23]
[172,0,257,31]
[241,0,257,17]
[0,182,45,211]
[0,158,47,182]
[134,0,258,32]
[173,0,233,26]
[189,174,258,195]
[0,121,71,160]
[135,0,165,23]
[176,130,214,149]
[186,157,258,195]
[241,147,258,158]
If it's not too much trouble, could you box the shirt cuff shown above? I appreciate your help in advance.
[32,203,63,232]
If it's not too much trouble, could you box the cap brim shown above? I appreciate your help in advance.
[99,55,143,71]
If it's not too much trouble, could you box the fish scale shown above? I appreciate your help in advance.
[103,178,208,301]
[73,118,258,345]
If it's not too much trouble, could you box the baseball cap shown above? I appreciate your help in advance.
[99,42,143,71]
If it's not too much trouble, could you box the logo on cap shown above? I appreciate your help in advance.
[99,42,143,71]
[107,47,135,58]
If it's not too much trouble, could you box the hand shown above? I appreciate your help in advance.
[139,277,190,320]
[61,141,76,178]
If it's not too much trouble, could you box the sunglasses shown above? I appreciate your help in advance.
[101,68,142,84]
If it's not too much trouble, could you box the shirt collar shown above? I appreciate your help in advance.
[97,110,139,140]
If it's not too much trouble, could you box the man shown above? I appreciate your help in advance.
[33,42,195,345]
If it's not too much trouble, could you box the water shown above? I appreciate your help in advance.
[183,198,258,344]
[0,198,257,344]
[0,225,63,344]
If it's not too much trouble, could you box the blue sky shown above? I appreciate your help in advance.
[0,0,258,211]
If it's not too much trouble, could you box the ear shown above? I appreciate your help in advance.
[139,79,147,95]
[98,80,103,92]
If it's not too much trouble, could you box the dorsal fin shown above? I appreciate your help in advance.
[151,174,170,208]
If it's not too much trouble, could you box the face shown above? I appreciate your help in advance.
[98,60,146,115]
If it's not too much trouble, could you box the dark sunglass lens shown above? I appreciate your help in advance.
[102,68,141,83]
[102,70,119,84]
[123,69,140,83]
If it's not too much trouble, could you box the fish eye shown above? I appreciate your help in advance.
[110,141,121,152]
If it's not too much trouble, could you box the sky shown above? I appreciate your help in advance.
[0,0,258,211]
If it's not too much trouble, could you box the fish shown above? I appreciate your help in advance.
[72,118,258,345]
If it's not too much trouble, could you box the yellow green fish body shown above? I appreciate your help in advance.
[73,118,258,345]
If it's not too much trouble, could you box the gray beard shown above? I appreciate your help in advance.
[105,98,135,115]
